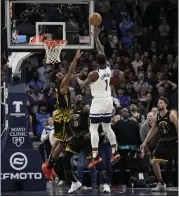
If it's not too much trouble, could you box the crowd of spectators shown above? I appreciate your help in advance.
[1,0,178,188]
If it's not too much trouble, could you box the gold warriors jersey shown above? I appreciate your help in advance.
[53,87,72,123]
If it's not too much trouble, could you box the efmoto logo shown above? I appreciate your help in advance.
[10,152,28,171]
[1,152,42,180]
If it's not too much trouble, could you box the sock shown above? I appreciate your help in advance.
[157,179,164,185]
[92,151,98,158]
[47,156,56,169]
[112,146,117,154]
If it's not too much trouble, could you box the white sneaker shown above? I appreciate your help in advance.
[58,180,64,186]
[152,182,167,192]
[103,183,111,193]
[68,181,82,194]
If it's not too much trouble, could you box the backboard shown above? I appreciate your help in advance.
[5,0,95,51]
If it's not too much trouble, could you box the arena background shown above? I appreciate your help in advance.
[1,0,178,195]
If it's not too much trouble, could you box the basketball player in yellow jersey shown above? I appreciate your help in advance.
[42,49,83,181]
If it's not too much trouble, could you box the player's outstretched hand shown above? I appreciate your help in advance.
[76,48,83,59]
[91,26,100,38]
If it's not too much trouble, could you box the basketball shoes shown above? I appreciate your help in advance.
[42,160,57,181]
[88,154,102,169]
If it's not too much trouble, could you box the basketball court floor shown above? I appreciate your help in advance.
[1,182,178,196]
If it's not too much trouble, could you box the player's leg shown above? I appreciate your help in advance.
[101,98,120,164]
[42,121,68,180]
[98,143,112,193]
[89,98,102,166]
[65,137,83,193]
[48,141,66,168]
[89,122,100,156]
[42,141,66,181]
[82,137,98,187]
[151,141,168,192]
[63,151,82,193]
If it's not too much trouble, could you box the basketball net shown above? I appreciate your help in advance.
[44,40,68,64]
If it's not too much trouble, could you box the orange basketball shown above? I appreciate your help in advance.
[88,13,102,26]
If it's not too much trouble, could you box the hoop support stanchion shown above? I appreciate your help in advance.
[1,81,46,191]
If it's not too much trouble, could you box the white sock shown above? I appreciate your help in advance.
[92,151,98,158]
[112,147,116,154]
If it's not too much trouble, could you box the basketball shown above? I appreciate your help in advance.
[88,13,102,26]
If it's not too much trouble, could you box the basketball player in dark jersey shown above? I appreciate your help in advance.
[63,95,92,193]
[42,49,83,181]
[140,97,178,192]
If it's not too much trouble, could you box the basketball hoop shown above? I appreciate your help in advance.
[44,40,68,64]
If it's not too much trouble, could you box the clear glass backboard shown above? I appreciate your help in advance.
[5,0,95,51]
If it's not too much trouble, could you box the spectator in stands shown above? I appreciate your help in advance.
[134,73,149,93]
[159,18,170,46]
[33,104,50,138]
[27,87,47,114]
[27,71,44,91]
[110,67,121,86]
[138,87,148,102]
[149,41,159,58]
[131,53,143,76]
[113,108,141,186]
[39,117,55,162]
[129,103,145,126]
[151,106,158,116]
[119,14,134,49]
[145,63,156,85]
[140,112,159,154]
[37,58,52,83]
[156,86,167,101]
[116,87,131,108]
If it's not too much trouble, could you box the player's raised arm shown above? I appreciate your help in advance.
[77,71,98,89]
[68,48,83,74]
[60,49,82,94]
[92,27,105,55]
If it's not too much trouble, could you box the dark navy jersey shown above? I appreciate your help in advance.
[156,111,177,142]
[70,109,89,136]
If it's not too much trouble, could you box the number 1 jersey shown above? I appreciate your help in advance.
[90,66,111,98]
